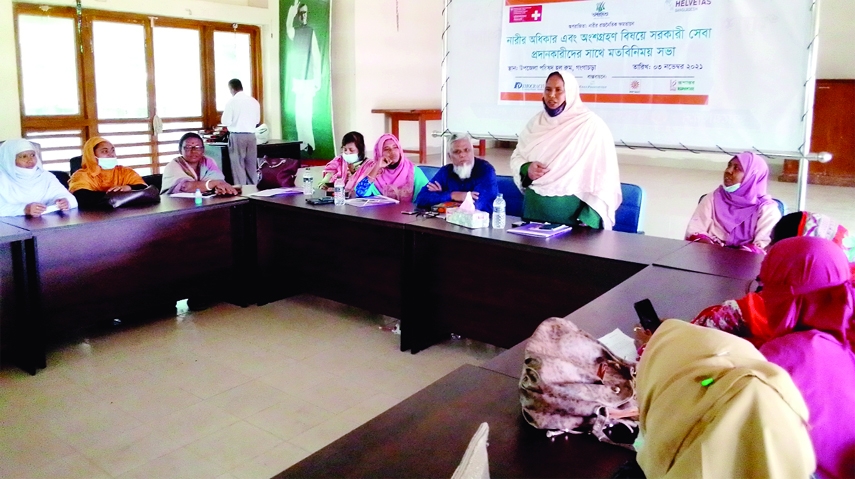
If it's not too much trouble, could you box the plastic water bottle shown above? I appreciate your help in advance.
[303,169,314,195]
[194,188,203,206]
[492,193,506,229]
[334,177,345,205]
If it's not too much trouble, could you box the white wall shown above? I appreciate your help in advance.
[817,0,855,79]
[0,0,280,140]
[331,0,444,155]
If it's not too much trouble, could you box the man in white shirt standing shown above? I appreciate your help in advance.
[222,78,261,185]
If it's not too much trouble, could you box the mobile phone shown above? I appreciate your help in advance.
[537,223,564,230]
[633,298,662,333]
[306,197,334,205]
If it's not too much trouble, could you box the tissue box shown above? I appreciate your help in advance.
[446,207,490,229]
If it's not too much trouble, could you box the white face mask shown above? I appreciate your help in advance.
[342,153,360,164]
[722,182,741,193]
[98,157,119,170]
[453,162,474,180]
[15,166,38,177]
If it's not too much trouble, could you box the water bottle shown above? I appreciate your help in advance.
[194,188,203,206]
[492,193,506,229]
[303,169,314,195]
[334,177,345,205]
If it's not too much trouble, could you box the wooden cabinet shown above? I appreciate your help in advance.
[780,80,855,186]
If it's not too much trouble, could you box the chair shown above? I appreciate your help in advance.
[69,155,82,175]
[614,183,645,234]
[49,171,70,190]
[142,174,162,191]
[496,175,524,217]
[699,194,786,216]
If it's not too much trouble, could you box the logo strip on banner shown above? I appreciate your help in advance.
[498,0,715,106]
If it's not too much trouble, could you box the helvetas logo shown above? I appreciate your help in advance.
[593,2,608,17]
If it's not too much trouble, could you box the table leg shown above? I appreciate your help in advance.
[418,116,427,164]
[391,116,400,140]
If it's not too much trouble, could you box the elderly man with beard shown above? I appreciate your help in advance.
[416,134,498,212]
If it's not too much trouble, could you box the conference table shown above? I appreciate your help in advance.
[250,193,692,353]
[277,266,754,478]
[0,224,35,373]
[0,195,251,372]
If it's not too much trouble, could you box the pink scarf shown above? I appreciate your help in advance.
[712,152,776,247]
[347,134,416,202]
[759,236,855,479]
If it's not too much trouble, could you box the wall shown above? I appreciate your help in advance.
[330,0,444,155]
[0,0,281,139]
[817,0,855,79]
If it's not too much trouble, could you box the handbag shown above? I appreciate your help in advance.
[257,157,299,190]
[519,317,639,449]
[105,185,161,208]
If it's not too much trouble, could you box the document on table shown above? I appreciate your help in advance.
[42,204,61,214]
[598,328,638,362]
[249,187,304,197]
[345,196,399,207]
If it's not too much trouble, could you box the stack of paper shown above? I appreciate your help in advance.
[507,222,572,238]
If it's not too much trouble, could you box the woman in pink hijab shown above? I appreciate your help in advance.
[686,152,781,254]
[759,236,855,479]
[347,134,428,203]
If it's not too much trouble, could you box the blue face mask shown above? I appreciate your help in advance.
[722,182,741,193]
[98,157,119,170]
[543,99,566,117]
[342,153,360,164]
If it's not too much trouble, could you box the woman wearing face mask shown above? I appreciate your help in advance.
[686,152,781,254]
[509,71,622,229]
[0,139,77,217]
[347,133,429,203]
[318,131,367,190]
[68,137,148,209]
[160,132,238,196]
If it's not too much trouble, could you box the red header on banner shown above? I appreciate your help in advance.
[509,5,542,23]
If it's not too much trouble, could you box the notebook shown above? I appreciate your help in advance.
[507,222,572,238]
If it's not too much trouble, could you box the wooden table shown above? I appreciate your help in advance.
[653,241,763,280]
[275,365,635,479]
[0,196,251,370]
[405,216,689,352]
[371,109,442,164]
[482,265,753,378]
[0,224,36,373]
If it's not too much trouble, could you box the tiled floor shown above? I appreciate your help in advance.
[0,298,501,479]
[3,150,854,478]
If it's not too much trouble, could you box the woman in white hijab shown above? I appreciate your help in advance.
[510,71,622,229]
[0,139,77,217]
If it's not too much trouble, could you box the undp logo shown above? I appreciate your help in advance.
[514,82,523,89]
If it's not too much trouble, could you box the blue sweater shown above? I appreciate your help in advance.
[416,158,498,213]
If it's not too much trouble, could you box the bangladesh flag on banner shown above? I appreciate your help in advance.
[280,0,335,160]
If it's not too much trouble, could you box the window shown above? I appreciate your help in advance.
[14,5,262,175]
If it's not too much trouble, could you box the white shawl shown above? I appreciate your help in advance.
[0,139,78,217]
[509,75,622,229]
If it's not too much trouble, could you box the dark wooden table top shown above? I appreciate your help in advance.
[0,195,247,232]
[653,241,764,280]
[0,222,32,243]
[407,215,689,265]
[249,193,421,227]
[276,365,635,479]
[482,265,753,378]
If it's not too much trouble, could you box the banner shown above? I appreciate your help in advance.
[499,0,715,105]
[280,0,335,159]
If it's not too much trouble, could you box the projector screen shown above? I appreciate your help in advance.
[445,0,817,156]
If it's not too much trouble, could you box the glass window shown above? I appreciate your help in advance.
[98,122,150,133]
[92,21,148,119]
[214,31,252,111]
[154,27,202,118]
[17,15,80,116]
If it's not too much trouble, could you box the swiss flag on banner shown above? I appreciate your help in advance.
[509,5,543,23]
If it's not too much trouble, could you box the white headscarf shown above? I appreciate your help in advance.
[509,73,622,229]
[0,139,78,216]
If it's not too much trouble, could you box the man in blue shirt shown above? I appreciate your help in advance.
[416,134,498,212]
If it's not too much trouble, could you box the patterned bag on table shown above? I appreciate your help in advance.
[519,317,639,449]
